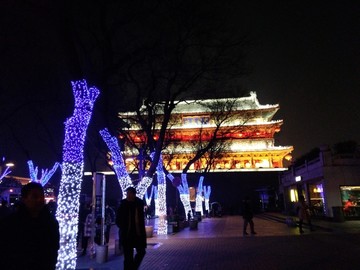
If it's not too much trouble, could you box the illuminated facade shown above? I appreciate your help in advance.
[119,92,293,172]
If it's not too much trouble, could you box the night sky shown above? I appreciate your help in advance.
[1,1,360,177]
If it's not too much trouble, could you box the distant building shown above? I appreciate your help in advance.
[118,92,293,173]
[0,176,56,205]
[279,145,360,219]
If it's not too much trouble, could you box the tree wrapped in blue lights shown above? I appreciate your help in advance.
[56,80,99,270]
[27,160,60,186]
[167,173,193,220]
[99,128,133,198]
[99,128,152,199]
[204,185,211,214]
[195,176,204,216]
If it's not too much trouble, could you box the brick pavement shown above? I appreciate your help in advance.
[76,214,360,270]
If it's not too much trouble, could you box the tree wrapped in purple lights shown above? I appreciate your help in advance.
[55,80,99,270]
[27,160,60,186]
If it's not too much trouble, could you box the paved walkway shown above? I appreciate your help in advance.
[76,213,360,270]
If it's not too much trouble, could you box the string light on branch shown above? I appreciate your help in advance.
[27,160,60,186]
[0,166,11,184]
[136,176,153,199]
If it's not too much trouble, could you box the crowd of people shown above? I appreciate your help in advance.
[0,182,60,270]
[0,183,319,269]
[0,183,148,270]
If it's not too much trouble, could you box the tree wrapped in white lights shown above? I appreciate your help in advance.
[195,176,204,216]
[56,80,99,270]
[151,153,166,216]
[99,128,133,199]
[167,173,193,220]
[145,185,155,207]
[99,128,152,199]
[153,185,159,216]
[27,160,60,186]
[151,153,168,234]
[204,185,211,214]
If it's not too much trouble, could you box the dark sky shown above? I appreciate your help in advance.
[240,2,360,159]
[1,1,360,176]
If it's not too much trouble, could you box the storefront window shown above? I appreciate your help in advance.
[289,189,298,202]
[340,186,360,218]
[309,183,325,216]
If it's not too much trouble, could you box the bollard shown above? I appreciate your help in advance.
[96,245,108,263]
[145,225,154,238]
[189,219,198,230]
[167,224,173,234]
[115,239,123,256]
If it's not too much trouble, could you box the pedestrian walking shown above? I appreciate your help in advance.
[0,182,60,270]
[78,203,91,251]
[242,196,256,236]
[116,186,147,270]
[81,209,95,256]
[296,194,314,234]
[105,204,116,244]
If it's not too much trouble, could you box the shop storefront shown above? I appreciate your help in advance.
[283,181,325,217]
[308,182,325,216]
[340,186,360,218]
[279,145,360,220]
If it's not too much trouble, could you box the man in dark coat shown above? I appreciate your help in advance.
[0,182,60,270]
[242,196,257,236]
[116,186,146,270]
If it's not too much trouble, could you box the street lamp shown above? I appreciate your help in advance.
[5,162,15,167]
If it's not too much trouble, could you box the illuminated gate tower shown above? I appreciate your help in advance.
[118,92,293,172]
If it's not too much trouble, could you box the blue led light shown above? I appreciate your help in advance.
[27,160,60,186]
